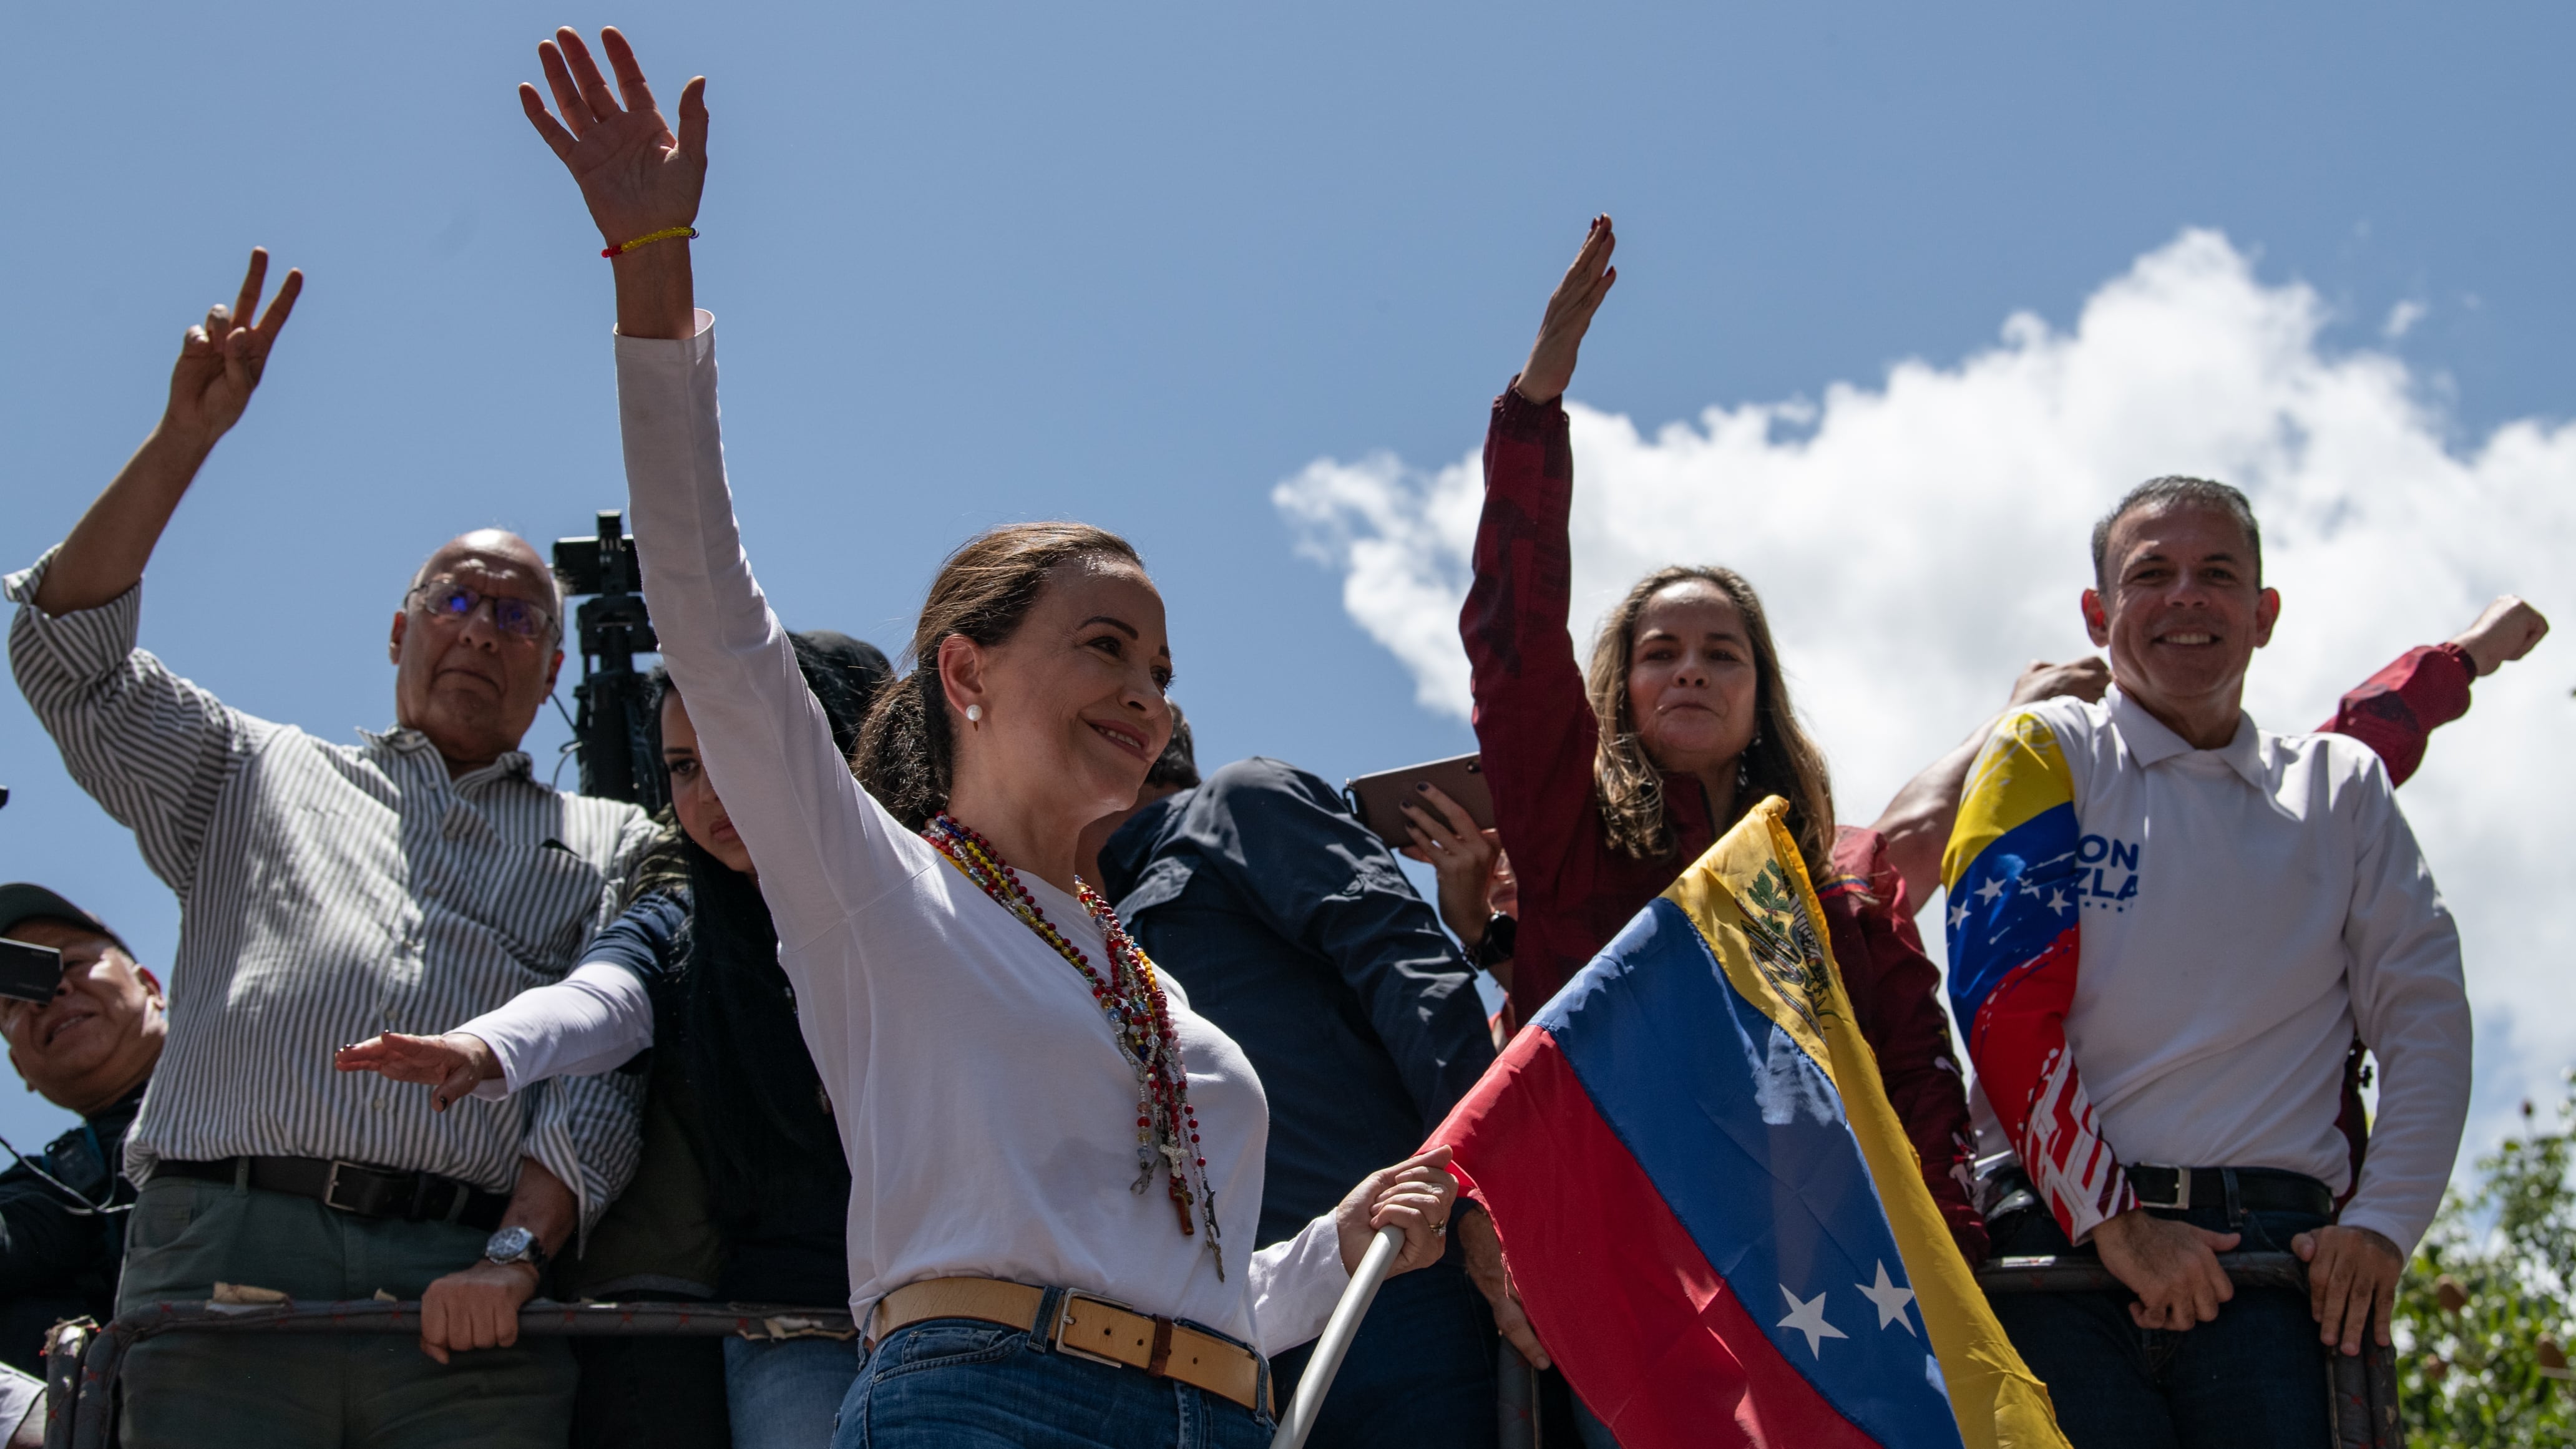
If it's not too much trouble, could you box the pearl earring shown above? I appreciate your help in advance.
[965,705,983,724]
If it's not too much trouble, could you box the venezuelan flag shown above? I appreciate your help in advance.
[1942,712,2133,1241]
[1435,798,2066,1449]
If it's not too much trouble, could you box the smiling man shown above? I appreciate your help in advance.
[0,886,162,1446]
[5,253,656,1448]
[1943,476,2474,1449]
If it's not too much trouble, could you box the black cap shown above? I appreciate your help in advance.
[0,884,130,956]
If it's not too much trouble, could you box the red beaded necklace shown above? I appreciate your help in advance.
[920,812,1224,1272]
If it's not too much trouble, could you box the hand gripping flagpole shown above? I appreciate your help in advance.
[1269,1224,1403,1449]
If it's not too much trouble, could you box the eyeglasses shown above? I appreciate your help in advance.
[408,580,557,643]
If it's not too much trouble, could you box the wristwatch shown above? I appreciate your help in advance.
[484,1224,550,1274]
[1469,912,1517,972]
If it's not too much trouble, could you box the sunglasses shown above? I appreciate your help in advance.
[409,579,557,643]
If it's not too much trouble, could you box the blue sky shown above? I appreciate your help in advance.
[2,2,2568,1153]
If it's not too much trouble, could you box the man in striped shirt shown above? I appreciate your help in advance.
[6,253,656,1447]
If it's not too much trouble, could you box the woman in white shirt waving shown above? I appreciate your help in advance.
[519,27,1456,1449]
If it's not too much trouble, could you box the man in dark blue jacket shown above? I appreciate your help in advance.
[1093,718,1503,1447]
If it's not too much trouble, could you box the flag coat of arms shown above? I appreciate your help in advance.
[1434,798,2067,1449]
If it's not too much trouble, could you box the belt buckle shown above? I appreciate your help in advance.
[2132,1164,2190,1212]
[1050,1290,1152,1372]
[321,1160,372,1215]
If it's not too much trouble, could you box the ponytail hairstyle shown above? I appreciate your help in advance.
[1583,565,1836,876]
[857,522,1149,830]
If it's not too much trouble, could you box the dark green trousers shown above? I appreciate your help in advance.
[117,1173,575,1448]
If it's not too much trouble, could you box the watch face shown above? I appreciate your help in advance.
[486,1225,537,1262]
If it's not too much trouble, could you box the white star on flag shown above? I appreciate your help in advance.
[1776,1285,1848,1358]
[1856,1261,1917,1335]
[1974,876,2007,905]
[2046,889,2071,916]
[1948,897,1969,930]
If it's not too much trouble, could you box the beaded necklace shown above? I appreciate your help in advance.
[920,812,1224,1274]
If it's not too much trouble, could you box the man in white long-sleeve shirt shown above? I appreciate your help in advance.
[1941,475,2472,1449]
[7,252,655,1448]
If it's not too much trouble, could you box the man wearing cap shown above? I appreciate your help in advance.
[6,255,656,1447]
[0,886,165,1444]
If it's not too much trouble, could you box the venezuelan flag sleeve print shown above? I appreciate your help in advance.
[1942,712,2134,1241]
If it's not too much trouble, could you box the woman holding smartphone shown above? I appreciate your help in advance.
[517,28,1455,1449]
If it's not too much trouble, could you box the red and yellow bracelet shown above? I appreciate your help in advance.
[602,226,698,259]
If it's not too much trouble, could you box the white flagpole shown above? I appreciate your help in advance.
[1268,1224,1403,1449]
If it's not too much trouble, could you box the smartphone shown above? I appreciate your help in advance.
[1342,753,1496,851]
[0,939,65,1006]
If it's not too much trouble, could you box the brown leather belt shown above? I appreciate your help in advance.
[868,1277,1269,1415]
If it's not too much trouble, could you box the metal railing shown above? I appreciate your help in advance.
[1485,1252,2402,1448]
[40,1299,854,1449]
[39,1256,2406,1448]
[1978,1251,2402,1449]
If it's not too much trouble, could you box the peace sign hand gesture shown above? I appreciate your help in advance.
[520,27,706,253]
[167,248,303,448]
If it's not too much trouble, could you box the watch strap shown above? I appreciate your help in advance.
[485,1228,549,1272]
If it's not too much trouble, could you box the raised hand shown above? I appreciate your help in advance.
[2447,595,2550,678]
[334,1032,501,1113]
[31,251,305,617]
[1515,215,1617,406]
[166,248,303,447]
[520,27,706,250]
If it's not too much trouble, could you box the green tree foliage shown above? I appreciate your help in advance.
[2398,1075,2576,1446]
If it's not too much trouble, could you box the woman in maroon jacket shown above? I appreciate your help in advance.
[1453,218,1999,1262]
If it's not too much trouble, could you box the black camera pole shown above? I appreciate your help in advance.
[554,510,666,812]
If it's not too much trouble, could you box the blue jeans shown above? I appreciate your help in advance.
[1989,1199,2332,1449]
[728,1335,862,1448]
[1269,1261,1497,1448]
[832,1297,1272,1449]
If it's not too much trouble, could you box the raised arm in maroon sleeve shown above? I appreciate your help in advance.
[1460,381,1988,1260]
[2317,643,2474,787]
[1461,382,1719,1028]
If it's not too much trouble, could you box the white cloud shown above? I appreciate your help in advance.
[1276,228,2574,1164]
[2384,299,2428,340]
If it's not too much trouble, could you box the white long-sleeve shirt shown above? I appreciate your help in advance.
[456,962,656,1101]
[612,314,1349,1355]
[1967,687,2472,1253]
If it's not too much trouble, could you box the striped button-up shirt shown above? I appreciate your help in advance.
[6,548,657,1227]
